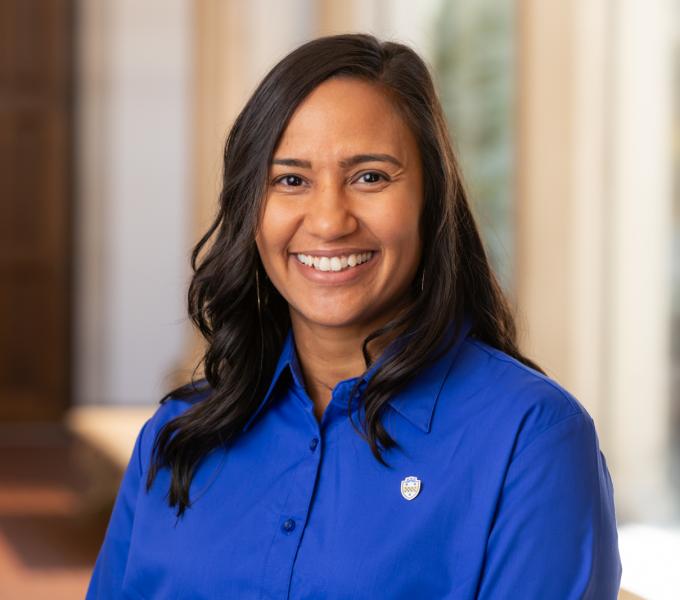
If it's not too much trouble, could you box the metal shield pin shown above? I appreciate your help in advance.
[400,475,421,501]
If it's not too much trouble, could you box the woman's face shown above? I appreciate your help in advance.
[256,77,424,335]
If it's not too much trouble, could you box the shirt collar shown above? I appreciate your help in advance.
[242,330,303,432]
[386,315,472,433]
[242,315,473,434]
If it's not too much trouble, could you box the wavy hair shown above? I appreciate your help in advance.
[147,33,543,516]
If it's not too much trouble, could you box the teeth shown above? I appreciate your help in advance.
[296,251,373,272]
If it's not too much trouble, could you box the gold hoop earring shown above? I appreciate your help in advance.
[420,269,425,293]
[254,267,264,384]
[255,268,262,315]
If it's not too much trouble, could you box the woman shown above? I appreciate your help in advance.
[88,34,621,598]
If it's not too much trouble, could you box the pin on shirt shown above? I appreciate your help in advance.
[400,475,421,500]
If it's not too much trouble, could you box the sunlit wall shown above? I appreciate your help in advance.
[75,0,192,406]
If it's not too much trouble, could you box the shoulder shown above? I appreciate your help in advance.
[134,384,213,475]
[438,336,595,458]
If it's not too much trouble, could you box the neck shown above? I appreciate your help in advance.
[289,311,400,421]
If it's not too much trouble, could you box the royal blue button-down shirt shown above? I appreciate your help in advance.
[88,319,622,599]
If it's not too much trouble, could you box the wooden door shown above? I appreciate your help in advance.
[0,1,73,420]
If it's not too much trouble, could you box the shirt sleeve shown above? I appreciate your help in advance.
[86,419,149,599]
[476,412,622,599]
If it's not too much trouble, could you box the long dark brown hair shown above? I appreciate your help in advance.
[147,33,543,516]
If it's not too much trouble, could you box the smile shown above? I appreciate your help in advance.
[295,252,374,272]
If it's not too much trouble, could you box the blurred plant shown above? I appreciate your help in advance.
[431,0,515,295]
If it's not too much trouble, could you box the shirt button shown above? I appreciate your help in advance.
[282,518,296,533]
[309,437,319,451]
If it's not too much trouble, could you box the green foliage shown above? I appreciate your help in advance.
[431,0,515,294]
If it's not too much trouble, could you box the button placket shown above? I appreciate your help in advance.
[284,428,327,593]
[265,442,322,599]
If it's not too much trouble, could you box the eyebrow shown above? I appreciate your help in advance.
[271,153,403,169]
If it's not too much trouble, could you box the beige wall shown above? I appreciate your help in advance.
[516,0,675,521]
[75,0,192,404]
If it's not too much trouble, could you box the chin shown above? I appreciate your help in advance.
[301,312,365,329]
[293,304,374,330]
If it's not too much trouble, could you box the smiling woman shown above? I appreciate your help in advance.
[87,34,622,599]
[257,77,425,418]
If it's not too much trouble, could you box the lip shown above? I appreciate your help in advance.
[290,250,379,285]
[290,248,378,257]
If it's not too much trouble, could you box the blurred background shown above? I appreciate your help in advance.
[0,0,677,598]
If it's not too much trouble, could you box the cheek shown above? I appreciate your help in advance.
[257,202,294,257]
[372,198,422,258]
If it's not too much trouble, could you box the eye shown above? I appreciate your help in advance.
[356,171,388,184]
[272,174,305,187]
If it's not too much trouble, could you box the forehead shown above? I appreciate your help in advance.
[273,77,417,160]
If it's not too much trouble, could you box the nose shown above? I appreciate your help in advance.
[303,180,358,240]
